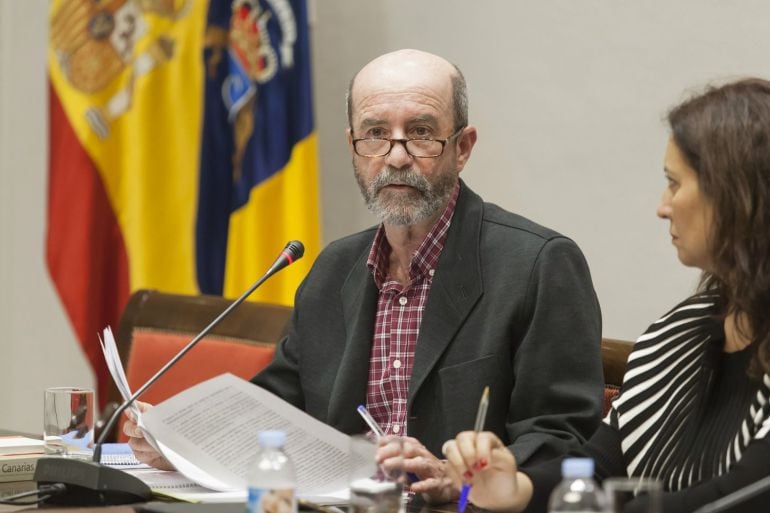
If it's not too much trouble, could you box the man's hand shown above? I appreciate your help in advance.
[123,401,175,470]
[376,436,458,504]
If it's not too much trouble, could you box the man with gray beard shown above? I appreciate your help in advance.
[256,48,602,501]
[125,49,603,504]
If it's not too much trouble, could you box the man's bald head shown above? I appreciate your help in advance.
[346,49,468,133]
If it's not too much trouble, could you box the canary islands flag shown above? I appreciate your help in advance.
[47,0,320,406]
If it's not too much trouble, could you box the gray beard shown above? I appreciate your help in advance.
[355,166,457,226]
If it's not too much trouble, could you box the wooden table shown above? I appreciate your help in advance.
[0,482,484,513]
[0,428,481,513]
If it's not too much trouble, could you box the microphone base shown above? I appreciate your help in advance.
[34,457,153,506]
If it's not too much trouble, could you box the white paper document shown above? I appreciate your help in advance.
[99,327,172,459]
[100,327,138,418]
[99,326,351,500]
[142,373,351,496]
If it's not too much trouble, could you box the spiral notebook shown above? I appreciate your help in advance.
[100,443,147,468]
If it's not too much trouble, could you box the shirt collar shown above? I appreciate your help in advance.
[367,182,460,289]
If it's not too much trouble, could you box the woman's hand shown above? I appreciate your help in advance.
[123,401,175,470]
[442,431,533,513]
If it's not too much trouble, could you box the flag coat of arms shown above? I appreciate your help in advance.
[47,0,320,406]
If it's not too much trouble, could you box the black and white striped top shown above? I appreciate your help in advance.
[605,294,770,491]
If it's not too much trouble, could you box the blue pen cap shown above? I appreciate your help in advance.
[258,430,287,448]
[561,457,594,479]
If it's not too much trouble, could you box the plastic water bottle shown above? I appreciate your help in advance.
[247,431,297,513]
[547,458,606,512]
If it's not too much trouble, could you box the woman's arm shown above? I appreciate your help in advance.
[626,437,770,513]
[521,422,626,512]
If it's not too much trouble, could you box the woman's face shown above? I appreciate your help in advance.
[657,138,714,271]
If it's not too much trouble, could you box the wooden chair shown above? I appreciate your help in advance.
[601,337,634,416]
[104,289,293,441]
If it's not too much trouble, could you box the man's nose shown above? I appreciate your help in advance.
[385,140,413,169]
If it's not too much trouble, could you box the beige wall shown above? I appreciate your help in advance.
[2,0,768,433]
[0,0,94,434]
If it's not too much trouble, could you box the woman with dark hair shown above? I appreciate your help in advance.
[441,79,770,513]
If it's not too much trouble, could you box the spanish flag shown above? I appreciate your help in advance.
[47,0,320,407]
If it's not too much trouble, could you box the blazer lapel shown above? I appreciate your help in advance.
[409,182,484,406]
[327,247,378,433]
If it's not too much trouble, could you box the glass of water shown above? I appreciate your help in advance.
[603,477,662,513]
[349,435,406,513]
[43,386,95,459]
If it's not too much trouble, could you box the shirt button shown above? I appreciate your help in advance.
[392,425,401,433]
[429,269,435,277]
[399,297,408,306]
[393,359,402,369]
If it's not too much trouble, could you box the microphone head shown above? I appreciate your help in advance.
[285,240,305,261]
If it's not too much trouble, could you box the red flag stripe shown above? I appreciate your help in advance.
[46,80,130,409]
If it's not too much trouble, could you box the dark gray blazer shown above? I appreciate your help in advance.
[252,181,603,466]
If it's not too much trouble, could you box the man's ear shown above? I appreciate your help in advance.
[455,126,478,173]
[346,128,355,156]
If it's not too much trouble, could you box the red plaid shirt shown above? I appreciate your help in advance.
[364,184,460,436]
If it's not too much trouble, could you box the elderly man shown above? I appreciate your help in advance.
[127,49,603,502]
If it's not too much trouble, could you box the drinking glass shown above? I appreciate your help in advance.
[349,435,406,513]
[603,477,662,513]
[43,386,95,459]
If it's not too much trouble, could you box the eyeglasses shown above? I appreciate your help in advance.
[352,126,465,158]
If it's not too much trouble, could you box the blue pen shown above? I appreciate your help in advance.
[458,386,490,513]
[356,405,419,483]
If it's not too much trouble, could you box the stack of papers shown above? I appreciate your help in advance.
[0,436,45,456]
[0,436,46,482]
[98,327,351,504]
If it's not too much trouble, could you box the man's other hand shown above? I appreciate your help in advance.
[124,401,175,471]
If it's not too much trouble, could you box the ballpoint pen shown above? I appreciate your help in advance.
[357,405,385,437]
[356,404,419,483]
[458,386,490,513]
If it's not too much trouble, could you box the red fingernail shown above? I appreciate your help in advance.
[479,458,488,468]
[463,470,473,480]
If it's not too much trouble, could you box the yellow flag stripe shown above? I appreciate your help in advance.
[48,0,207,294]
[223,133,322,305]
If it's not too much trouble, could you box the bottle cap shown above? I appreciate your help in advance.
[561,457,594,478]
[258,430,287,448]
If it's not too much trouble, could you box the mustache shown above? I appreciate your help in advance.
[370,167,431,194]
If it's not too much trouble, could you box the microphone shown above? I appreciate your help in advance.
[33,241,305,506]
[691,475,770,513]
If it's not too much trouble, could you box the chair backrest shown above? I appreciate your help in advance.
[601,337,634,416]
[106,289,292,441]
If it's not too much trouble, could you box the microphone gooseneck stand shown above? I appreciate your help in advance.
[32,241,305,506]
